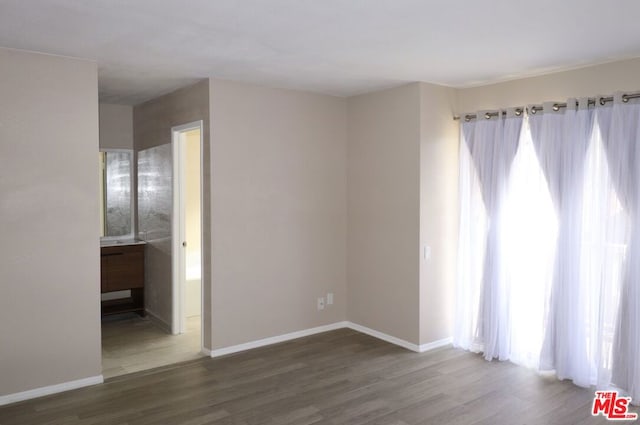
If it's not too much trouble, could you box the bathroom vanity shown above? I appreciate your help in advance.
[100,240,146,317]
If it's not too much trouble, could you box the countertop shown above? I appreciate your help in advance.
[100,239,147,247]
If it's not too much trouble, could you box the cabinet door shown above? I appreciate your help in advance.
[100,255,109,293]
[107,250,144,291]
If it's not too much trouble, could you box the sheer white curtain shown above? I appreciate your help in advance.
[528,99,594,384]
[454,122,487,352]
[453,110,522,360]
[580,107,627,391]
[598,93,640,402]
[455,96,639,402]
[501,119,557,368]
[456,113,557,368]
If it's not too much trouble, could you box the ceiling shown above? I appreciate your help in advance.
[2,0,640,105]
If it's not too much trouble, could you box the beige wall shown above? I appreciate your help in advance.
[456,57,640,114]
[99,103,133,149]
[347,83,421,344]
[0,48,101,396]
[209,78,347,349]
[134,80,212,348]
[419,83,459,345]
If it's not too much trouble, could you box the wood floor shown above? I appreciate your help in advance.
[102,314,202,378]
[1,328,632,425]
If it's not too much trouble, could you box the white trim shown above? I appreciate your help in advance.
[171,129,181,335]
[197,123,205,358]
[211,322,349,357]
[145,308,172,333]
[0,375,103,407]
[200,346,212,357]
[418,337,453,352]
[171,120,204,344]
[346,322,421,352]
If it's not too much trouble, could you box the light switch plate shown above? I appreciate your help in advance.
[327,292,334,305]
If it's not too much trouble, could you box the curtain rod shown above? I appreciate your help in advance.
[453,92,640,122]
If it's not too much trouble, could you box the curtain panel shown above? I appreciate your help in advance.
[455,109,522,360]
[599,94,640,402]
[528,99,594,385]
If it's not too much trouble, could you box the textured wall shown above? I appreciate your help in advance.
[347,83,421,345]
[137,144,173,323]
[419,82,459,345]
[209,78,348,349]
[0,47,101,396]
[99,103,133,149]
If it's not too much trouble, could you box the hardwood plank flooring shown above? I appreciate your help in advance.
[1,329,634,425]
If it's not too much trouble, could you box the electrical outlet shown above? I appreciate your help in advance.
[317,297,325,311]
[327,292,334,305]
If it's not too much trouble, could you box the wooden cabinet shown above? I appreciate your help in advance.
[100,243,145,317]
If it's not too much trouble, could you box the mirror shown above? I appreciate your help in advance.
[99,150,134,238]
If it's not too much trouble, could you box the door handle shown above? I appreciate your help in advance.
[182,241,187,247]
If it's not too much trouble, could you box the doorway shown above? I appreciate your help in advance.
[101,122,205,379]
[172,121,204,352]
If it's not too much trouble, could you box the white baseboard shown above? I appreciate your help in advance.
[211,321,349,357]
[0,375,103,407]
[201,346,212,357]
[347,322,451,353]
[210,320,451,358]
[145,309,172,334]
[418,337,453,352]
[346,321,421,352]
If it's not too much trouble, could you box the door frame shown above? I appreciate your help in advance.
[171,120,204,352]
